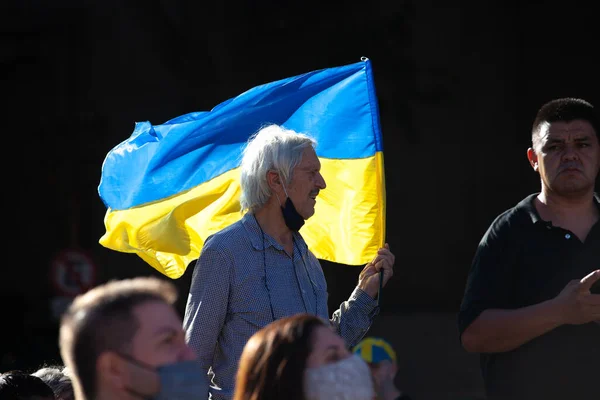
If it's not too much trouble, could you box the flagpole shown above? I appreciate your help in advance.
[378,269,383,308]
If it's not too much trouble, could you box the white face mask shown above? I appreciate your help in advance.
[303,354,375,400]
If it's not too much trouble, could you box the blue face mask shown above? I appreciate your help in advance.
[119,353,207,400]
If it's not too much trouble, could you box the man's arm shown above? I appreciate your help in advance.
[462,269,600,353]
[461,301,563,353]
[330,287,379,346]
[183,245,232,398]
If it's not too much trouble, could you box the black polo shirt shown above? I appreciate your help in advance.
[458,193,600,400]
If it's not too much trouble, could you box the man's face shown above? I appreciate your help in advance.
[118,300,196,396]
[367,359,397,383]
[529,120,600,196]
[130,300,196,367]
[287,147,327,219]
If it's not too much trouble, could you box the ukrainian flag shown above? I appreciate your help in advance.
[98,57,386,279]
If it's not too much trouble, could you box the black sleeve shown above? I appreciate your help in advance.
[457,212,521,338]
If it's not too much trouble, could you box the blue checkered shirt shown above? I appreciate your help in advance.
[183,213,378,400]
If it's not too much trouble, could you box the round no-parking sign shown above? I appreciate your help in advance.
[50,249,97,297]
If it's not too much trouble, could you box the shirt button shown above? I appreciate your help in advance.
[565,233,571,239]
[302,289,306,294]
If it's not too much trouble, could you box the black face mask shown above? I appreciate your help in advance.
[282,196,305,231]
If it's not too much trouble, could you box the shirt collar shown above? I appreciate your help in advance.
[241,212,307,253]
[520,192,600,224]
[241,212,268,250]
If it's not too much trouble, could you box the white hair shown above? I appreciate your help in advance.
[240,124,316,213]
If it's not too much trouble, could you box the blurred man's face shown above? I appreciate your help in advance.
[119,300,197,396]
[368,359,397,384]
[130,300,196,366]
[528,120,600,197]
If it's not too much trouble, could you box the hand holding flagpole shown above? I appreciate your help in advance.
[358,243,395,302]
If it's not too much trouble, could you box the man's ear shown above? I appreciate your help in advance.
[527,148,539,171]
[266,170,281,191]
[97,351,128,390]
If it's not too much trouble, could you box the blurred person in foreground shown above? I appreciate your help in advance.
[59,276,206,400]
[353,337,412,400]
[31,365,73,400]
[458,97,600,400]
[0,370,55,400]
[233,313,375,400]
[184,124,395,399]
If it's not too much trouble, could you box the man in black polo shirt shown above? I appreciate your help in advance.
[458,97,600,400]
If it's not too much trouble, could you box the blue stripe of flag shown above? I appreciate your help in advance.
[99,59,383,211]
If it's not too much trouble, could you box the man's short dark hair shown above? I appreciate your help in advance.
[0,370,55,400]
[531,97,598,149]
[59,276,178,400]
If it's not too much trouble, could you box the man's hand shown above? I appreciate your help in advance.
[358,243,395,299]
[553,269,600,325]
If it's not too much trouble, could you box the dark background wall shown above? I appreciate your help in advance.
[2,1,598,398]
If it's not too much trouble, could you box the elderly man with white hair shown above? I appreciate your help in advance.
[184,123,396,400]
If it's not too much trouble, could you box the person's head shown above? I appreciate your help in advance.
[31,365,73,400]
[239,124,327,222]
[353,337,399,395]
[234,313,374,400]
[527,97,599,198]
[59,276,198,400]
[0,370,55,400]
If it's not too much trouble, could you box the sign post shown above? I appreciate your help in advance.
[49,249,97,319]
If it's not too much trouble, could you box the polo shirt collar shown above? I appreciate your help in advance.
[520,192,600,224]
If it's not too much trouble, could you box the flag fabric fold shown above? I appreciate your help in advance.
[98,58,386,279]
